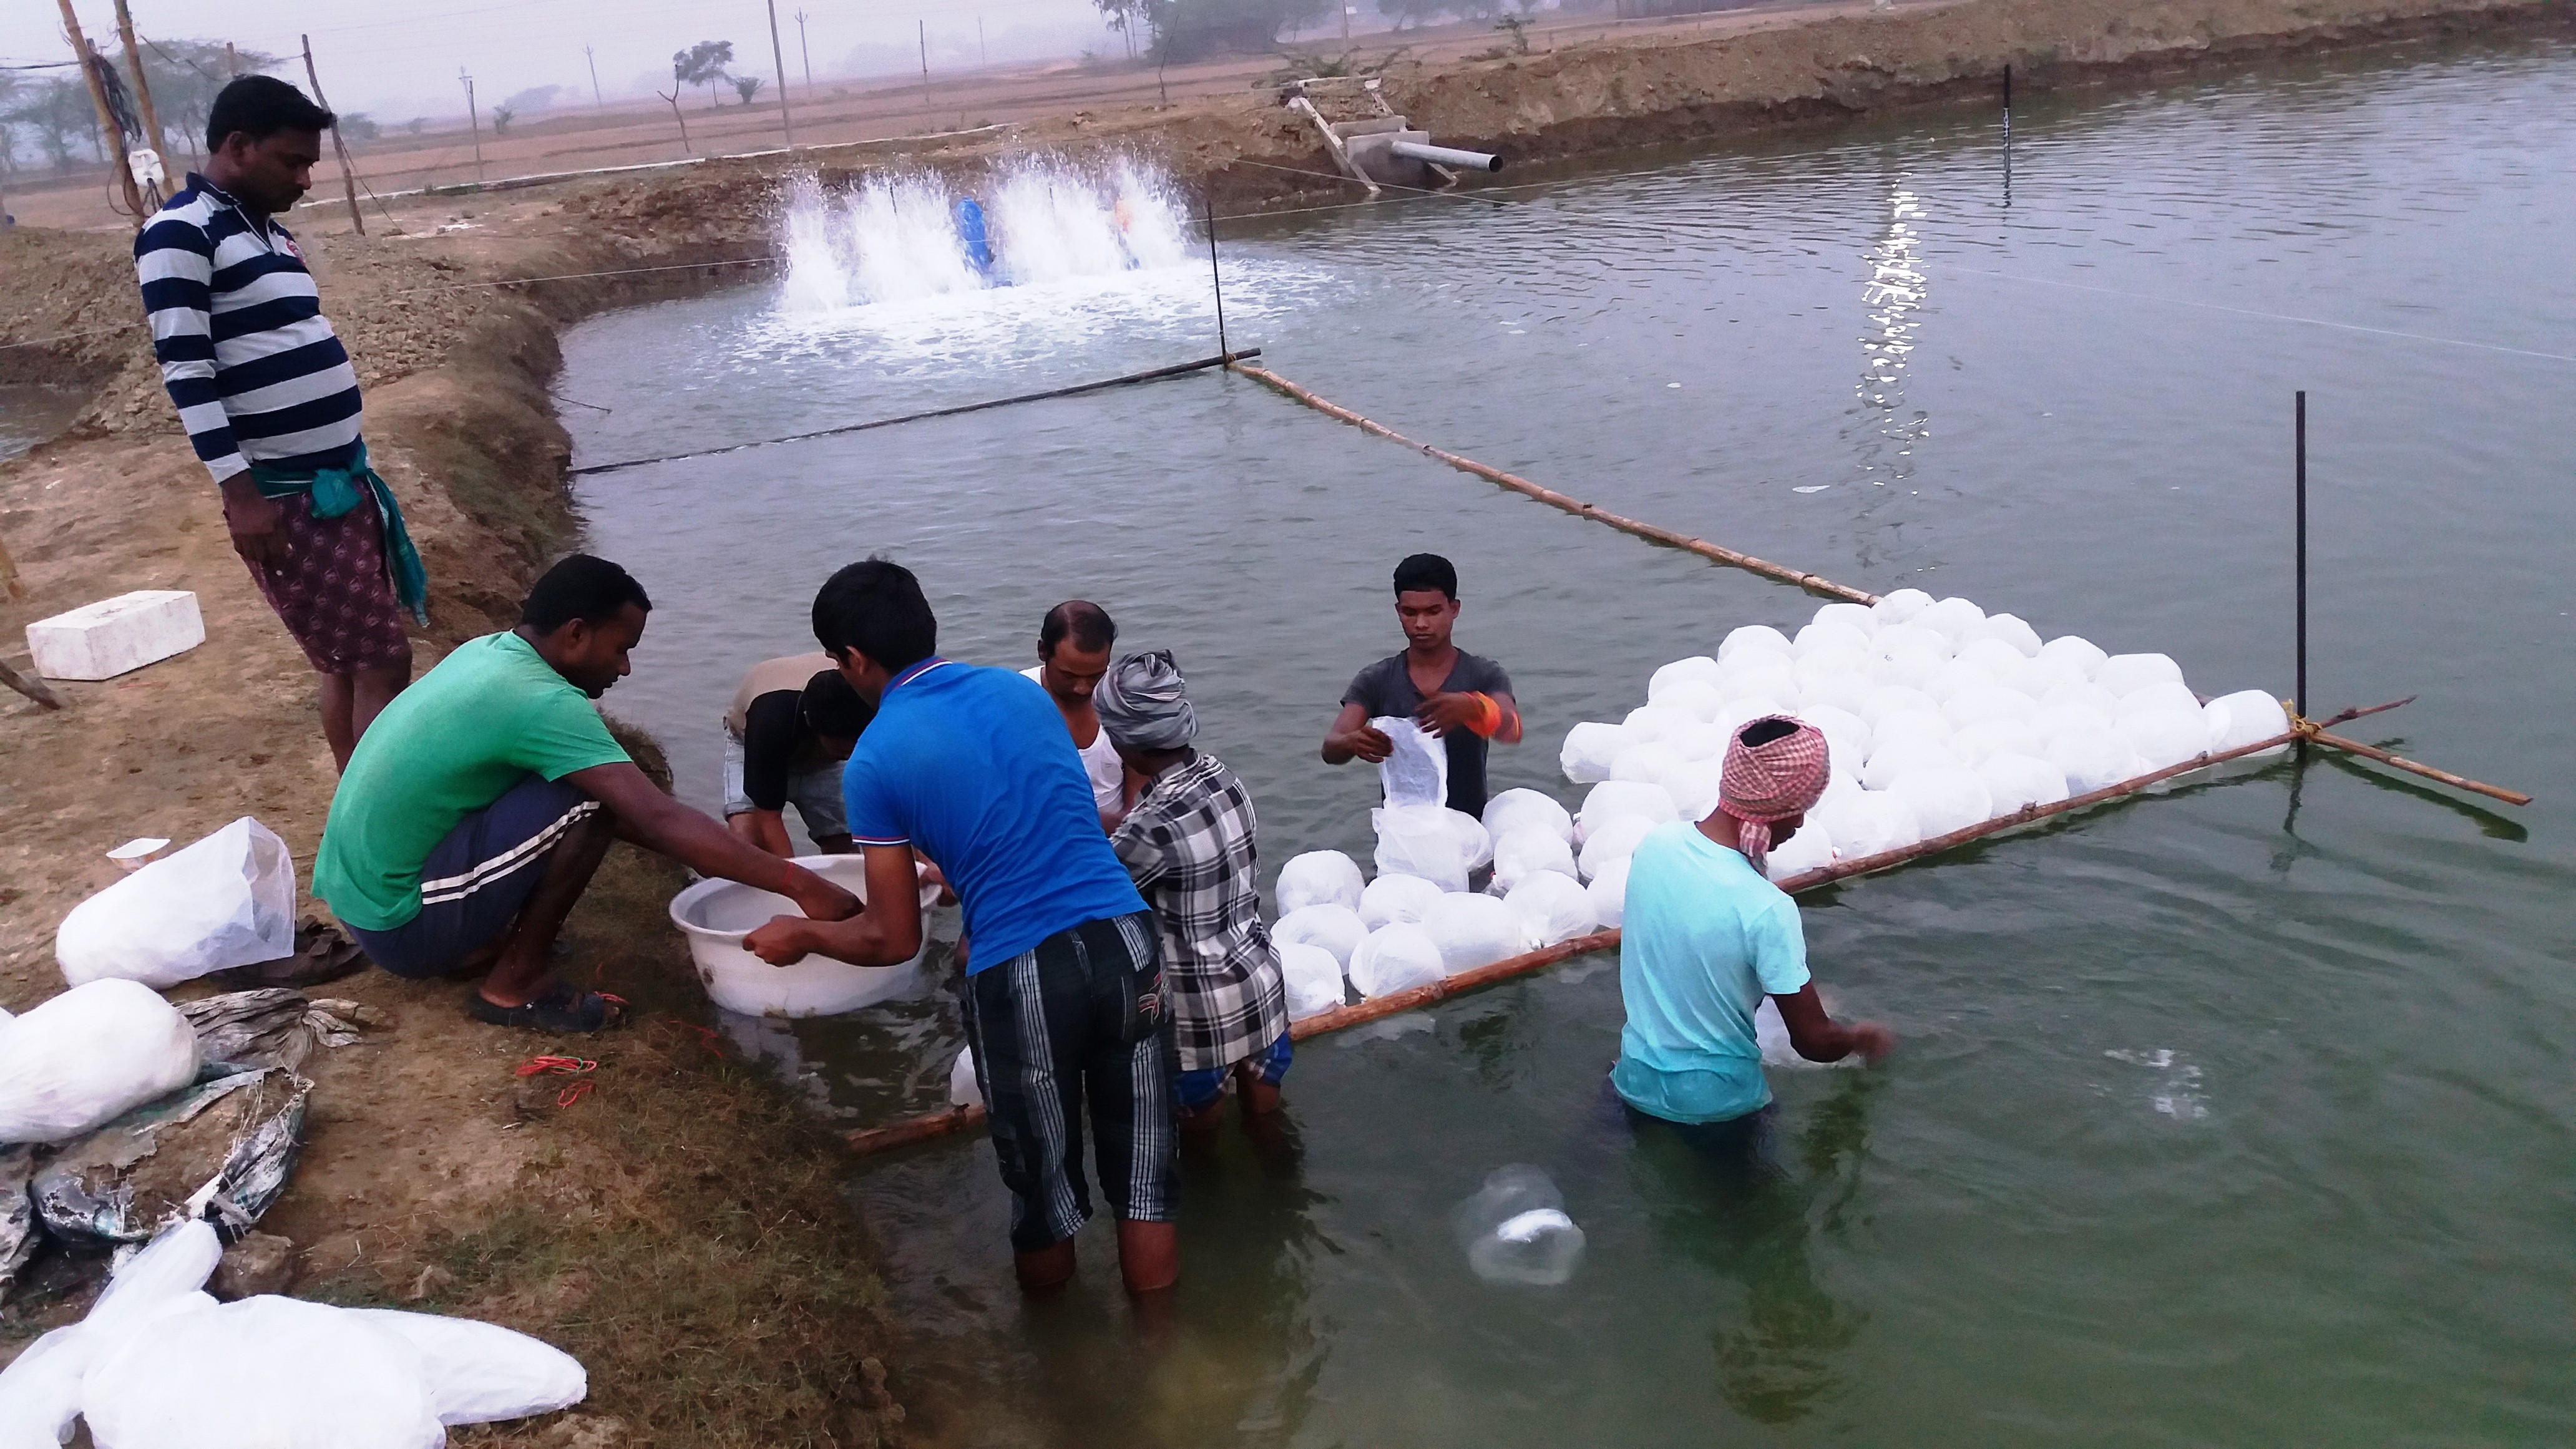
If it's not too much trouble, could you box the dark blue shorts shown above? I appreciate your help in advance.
[1173,1031,1293,1113]
[349,774,598,979]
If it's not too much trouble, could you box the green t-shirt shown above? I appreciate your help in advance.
[314,631,631,930]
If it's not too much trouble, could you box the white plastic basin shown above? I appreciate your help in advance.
[668,854,926,1018]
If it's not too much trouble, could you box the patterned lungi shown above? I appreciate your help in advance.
[242,488,412,675]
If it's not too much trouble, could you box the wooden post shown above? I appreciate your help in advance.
[110,0,168,203]
[656,88,691,154]
[459,70,484,182]
[59,4,147,225]
[585,45,602,109]
[0,657,66,711]
[301,36,365,236]
[766,0,796,147]
[918,21,931,120]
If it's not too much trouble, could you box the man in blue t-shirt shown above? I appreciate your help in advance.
[1614,716,1893,1141]
[744,560,1176,1297]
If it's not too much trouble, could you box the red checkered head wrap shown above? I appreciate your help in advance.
[1719,715,1831,874]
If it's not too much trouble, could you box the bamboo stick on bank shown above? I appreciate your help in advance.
[1230,363,1877,605]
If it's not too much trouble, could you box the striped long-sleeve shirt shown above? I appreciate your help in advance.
[134,173,363,484]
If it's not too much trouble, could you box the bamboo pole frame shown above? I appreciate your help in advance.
[1230,363,1876,605]
[1,658,66,711]
[847,696,2520,1158]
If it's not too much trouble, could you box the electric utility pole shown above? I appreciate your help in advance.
[795,9,811,89]
[918,21,930,120]
[56,1,145,224]
[459,69,484,182]
[585,44,603,109]
[765,0,794,146]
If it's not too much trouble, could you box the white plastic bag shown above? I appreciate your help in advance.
[2205,688,2291,756]
[56,818,295,989]
[1451,1165,1585,1287]
[0,1221,221,1449]
[1504,872,1600,949]
[1586,855,1631,927]
[1888,768,1994,839]
[1755,997,1860,1070]
[1481,788,1573,845]
[1422,893,1523,974]
[947,1048,982,1108]
[84,1295,446,1449]
[349,1309,588,1425]
[1763,819,1836,879]
[1488,829,1578,895]
[1279,942,1347,1020]
[1357,873,1447,930]
[2119,709,2210,773]
[1273,850,1364,916]
[1372,805,1469,894]
[1578,816,1657,882]
[1577,780,1676,836]
[0,1324,89,1448]
[1443,810,1495,871]
[1811,789,1921,859]
[1558,723,1628,784]
[1978,753,2071,814]
[1373,716,1448,809]
[2095,652,2186,697]
[1272,904,1368,968]
[1348,924,1446,999]
[0,979,200,1146]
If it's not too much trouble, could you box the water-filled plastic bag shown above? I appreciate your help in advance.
[1951,715,2041,765]
[1861,735,1961,792]
[1503,871,1601,948]
[2095,652,2186,697]
[1917,596,1988,642]
[1443,809,1494,871]
[1870,622,1950,661]
[1358,871,1448,929]
[1451,1165,1586,1287]
[1579,780,1677,834]
[948,1047,982,1108]
[1764,819,1835,879]
[2204,689,2291,755]
[1872,705,1954,748]
[1619,705,1694,744]
[1943,685,2039,729]
[1813,601,1878,638]
[2045,729,2144,794]
[1924,659,1999,705]
[1812,789,1921,858]
[1272,904,1368,968]
[1795,620,1871,658]
[1373,716,1448,809]
[1611,742,1686,786]
[1349,924,1447,998]
[1977,753,2070,814]
[1654,678,1724,723]
[1646,656,1724,701]
[1714,661,1798,706]
[1423,892,1524,973]
[84,1294,446,1449]
[56,817,296,990]
[1794,648,1871,698]
[1871,587,1933,624]
[2041,680,2124,723]
[1661,758,1726,821]
[1717,625,1793,663]
[1483,788,1573,844]
[1273,850,1364,916]
[1279,942,1347,1020]
[1586,856,1631,927]
[2020,654,2094,701]
[2037,633,2108,678]
[1578,816,1658,881]
[1888,767,1994,838]
[2029,701,2114,740]
[348,1308,586,1425]
[1793,705,1870,779]
[1488,829,1578,895]
[1559,721,1628,783]
[2117,681,2203,720]
[1665,721,1731,761]
[1956,638,2041,694]
[1966,612,2043,657]
[1373,805,1469,893]
[1875,643,1948,691]
[1856,683,1939,726]
[2119,709,2210,773]
[1717,696,1793,737]
[0,979,200,1146]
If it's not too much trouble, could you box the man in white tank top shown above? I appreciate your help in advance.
[1022,600,1133,829]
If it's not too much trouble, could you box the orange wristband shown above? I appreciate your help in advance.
[1464,692,1504,738]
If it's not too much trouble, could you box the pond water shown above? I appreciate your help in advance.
[0,385,84,462]
[560,34,2575,1448]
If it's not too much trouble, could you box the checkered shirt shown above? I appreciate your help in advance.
[1110,752,1289,1073]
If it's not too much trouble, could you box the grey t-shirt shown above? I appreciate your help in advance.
[1343,650,1514,814]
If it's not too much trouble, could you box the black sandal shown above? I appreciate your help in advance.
[469,983,621,1034]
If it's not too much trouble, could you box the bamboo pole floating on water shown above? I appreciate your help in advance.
[842,698,2468,1159]
[1227,363,1878,605]
[2301,724,2531,805]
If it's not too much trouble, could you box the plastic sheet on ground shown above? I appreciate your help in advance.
[0,979,200,1147]
[0,1145,32,1300]
[1451,1164,1585,1286]
[178,989,379,1072]
[55,817,296,990]
[31,1066,308,1245]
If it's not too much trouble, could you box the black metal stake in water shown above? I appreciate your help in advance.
[2296,389,2309,725]
[2001,64,2013,207]
[1205,190,1231,360]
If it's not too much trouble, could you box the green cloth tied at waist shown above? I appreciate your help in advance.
[248,442,429,626]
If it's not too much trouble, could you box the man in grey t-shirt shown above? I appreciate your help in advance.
[1322,553,1522,815]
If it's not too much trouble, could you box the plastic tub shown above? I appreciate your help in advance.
[667,855,927,1018]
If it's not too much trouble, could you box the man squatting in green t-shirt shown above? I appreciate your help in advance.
[313,555,859,1033]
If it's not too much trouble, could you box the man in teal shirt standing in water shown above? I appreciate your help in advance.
[1614,716,1893,1138]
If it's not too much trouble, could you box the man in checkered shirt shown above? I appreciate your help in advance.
[1097,650,1292,1131]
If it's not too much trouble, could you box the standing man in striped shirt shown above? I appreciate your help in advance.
[135,76,425,768]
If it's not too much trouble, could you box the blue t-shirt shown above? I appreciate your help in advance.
[1610,820,1813,1125]
[842,658,1146,972]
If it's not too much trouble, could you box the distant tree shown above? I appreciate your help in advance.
[338,112,380,142]
[500,84,567,114]
[401,117,427,135]
[130,39,281,168]
[10,78,99,170]
[672,41,735,109]
[731,75,763,105]
[490,104,515,136]
[1094,0,1329,62]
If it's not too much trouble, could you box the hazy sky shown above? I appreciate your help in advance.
[7,0,1123,124]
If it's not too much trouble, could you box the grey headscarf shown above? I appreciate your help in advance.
[1093,649,1196,751]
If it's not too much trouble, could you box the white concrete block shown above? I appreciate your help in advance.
[26,589,205,680]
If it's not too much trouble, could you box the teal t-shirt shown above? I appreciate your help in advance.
[314,631,630,931]
[1610,820,1812,1125]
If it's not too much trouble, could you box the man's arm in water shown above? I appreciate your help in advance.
[743,844,924,967]
[1322,700,1393,764]
[1772,983,1895,1064]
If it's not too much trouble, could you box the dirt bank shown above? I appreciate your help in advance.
[1,0,2564,1438]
